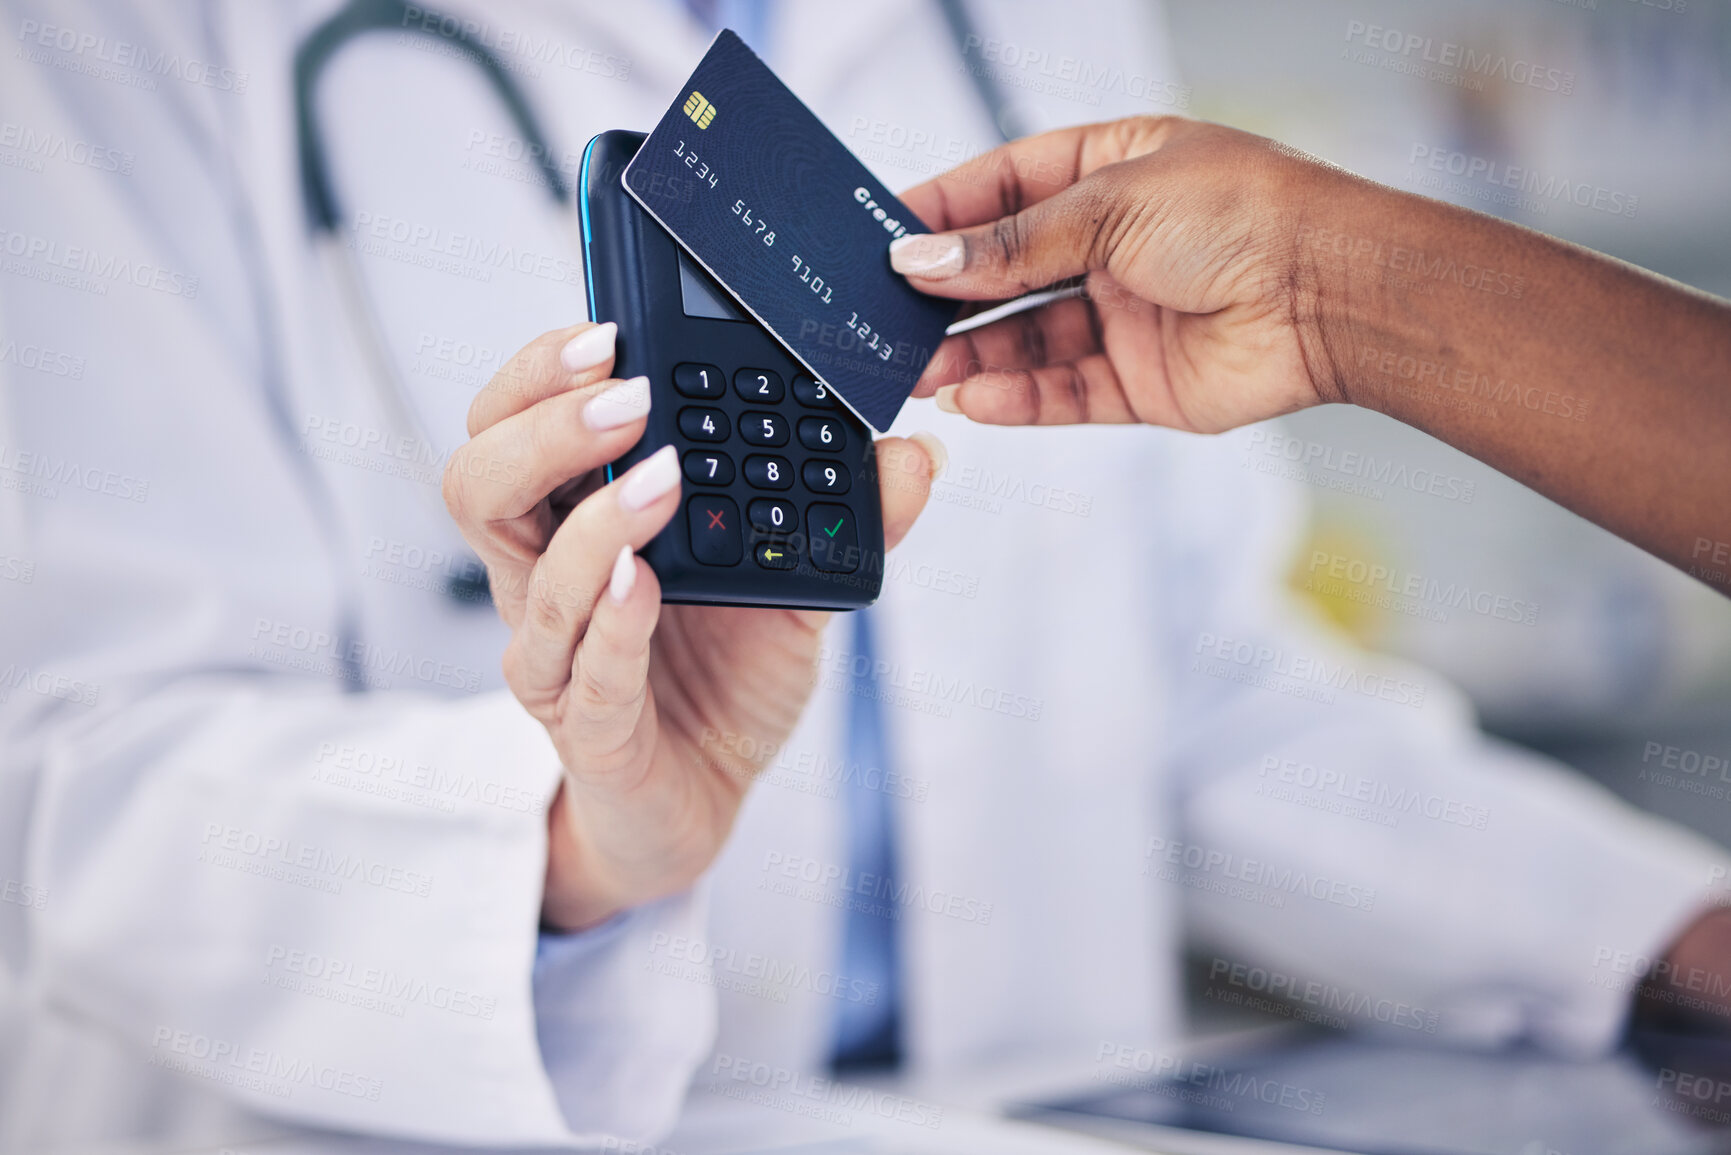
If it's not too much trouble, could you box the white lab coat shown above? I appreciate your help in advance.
[0,0,1722,1149]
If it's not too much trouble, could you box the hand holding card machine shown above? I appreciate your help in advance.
[580,130,884,610]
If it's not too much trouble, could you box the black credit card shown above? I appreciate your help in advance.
[622,30,958,431]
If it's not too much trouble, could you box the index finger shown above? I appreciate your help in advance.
[897,117,1179,233]
[467,321,618,437]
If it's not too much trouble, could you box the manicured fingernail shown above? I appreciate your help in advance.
[889,234,964,279]
[617,445,680,511]
[584,376,651,430]
[560,322,616,372]
[608,545,636,604]
[934,383,963,414]
[909,432,949,482]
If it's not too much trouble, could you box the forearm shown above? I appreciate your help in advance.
[1296,170,1731,589]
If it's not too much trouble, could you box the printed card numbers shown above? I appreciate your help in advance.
[732,200,775,246]
[846,311,893,362]
[672,139,719,189]
[790,255,833,304]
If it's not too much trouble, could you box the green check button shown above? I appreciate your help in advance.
[807,502,859,574]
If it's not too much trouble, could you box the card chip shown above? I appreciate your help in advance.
[683,90,717,128]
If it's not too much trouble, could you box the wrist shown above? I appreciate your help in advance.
[1280,164,1394,415]
[541,781,630,932]
[1275,151,1470,419]
[1270,150,1357,411]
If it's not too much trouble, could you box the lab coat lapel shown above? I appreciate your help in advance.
[704,670,851,1076]
[873,418,1184,1078]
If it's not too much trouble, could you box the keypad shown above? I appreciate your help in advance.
[802,459,851,495]
[666,364,862,569]
[797,416,845,451]
[738,411,789,447]
[674,363,726,399]
[748,499,798,534]
[733,368,784,403]
[683,449,735,485]
[807,503,860,573]
[744,454,793,490]
[687,495,741,565]
[792,372,834,408]
[755,541,797,570]
[678,407,729,442]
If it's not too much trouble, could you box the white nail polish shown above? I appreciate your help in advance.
[560,321,616,372]
[934,383,963,415]
[584,376,651,430]
[910,432,949,482]
[617,444,681,511]
[889,234,965,279]
[608,545,636,604]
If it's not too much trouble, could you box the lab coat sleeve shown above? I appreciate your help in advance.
[11,680,714,1145]
[1158,437,1727,1057]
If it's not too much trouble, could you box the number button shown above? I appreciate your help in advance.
[687,495,742,566]
[801,458,851,495]
[674,363,725,399]
[748,498,798,535]
[739,411,789,447]
[678,407,729,443]
[807,502,860,573]
[797,416,845,451]
[733,368,784,403]
[792,372,834,408]
[682,449,735,485]
[744,454,793,490]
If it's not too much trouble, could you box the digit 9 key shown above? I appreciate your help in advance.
[579,129,884,609]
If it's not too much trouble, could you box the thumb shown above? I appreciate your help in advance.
[888,177,1118,300]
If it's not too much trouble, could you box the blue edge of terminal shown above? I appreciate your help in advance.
[576,136,616,485]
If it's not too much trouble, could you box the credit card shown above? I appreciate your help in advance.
[622,30,958,432]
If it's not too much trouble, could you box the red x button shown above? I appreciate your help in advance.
[687,495,741,566]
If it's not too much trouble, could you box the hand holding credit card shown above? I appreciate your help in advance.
[623,30,959,432]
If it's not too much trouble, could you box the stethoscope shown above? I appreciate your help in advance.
[293,0,571,609]
[290,0,1075,627]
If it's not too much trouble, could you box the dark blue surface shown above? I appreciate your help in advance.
[1021,1037,1727,1155]
[623,30,957,431]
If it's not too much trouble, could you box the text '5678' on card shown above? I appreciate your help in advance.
[622,29,958,432]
